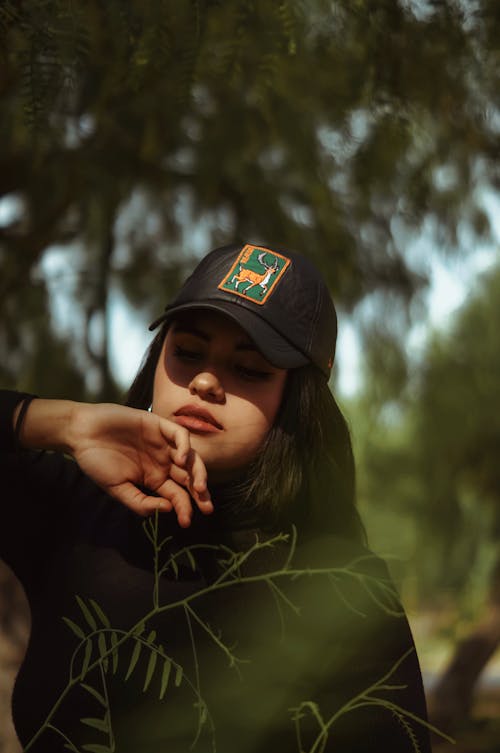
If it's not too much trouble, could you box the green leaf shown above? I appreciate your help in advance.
[159,534,173,551]
[146,629,157,644]
[159,658,171,700]
[142,516,156,544]
[110,631,119,675]
[97,633,109,673]
[185,549,196,571]
[125,639,142,681]
[132,622,145,636]
[175,664,183,687]
[81,745,112,753]
[81,714,110,733]
[81,683,107,708]
[76,595,98,631]
[62,616,86,640]
[89,599,110,628]
[81,639,93,679]
[143,650,157,692]
[170,558,179,579]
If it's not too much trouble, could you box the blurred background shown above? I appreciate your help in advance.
[1,1,499,750]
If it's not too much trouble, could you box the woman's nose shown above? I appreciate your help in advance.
[188,371,225,403]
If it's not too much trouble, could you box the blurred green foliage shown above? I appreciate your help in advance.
[352,261,500,609]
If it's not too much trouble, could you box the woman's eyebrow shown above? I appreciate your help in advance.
[172,323,210,341]
[172,323,258,352]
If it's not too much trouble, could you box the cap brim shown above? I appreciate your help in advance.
[149,301,309,370]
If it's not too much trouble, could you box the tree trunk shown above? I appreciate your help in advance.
[84,202,119,402]
[428,556,500,736]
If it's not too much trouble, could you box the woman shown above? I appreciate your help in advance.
[1,243,432,752]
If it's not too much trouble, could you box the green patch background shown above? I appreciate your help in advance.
[222,250,288,301]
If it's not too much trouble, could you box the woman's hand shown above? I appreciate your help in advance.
[16,399,213,527]
[69,403,213,527]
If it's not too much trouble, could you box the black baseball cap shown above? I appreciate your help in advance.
[149,243,337,378]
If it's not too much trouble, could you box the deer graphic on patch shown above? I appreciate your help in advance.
[218,244,291,304]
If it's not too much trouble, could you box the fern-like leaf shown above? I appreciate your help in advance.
[175,664,183,687]
[80,714,110,734]
[76,595,98,631]
[143,650,158,692]
[392,709,421,753]
[110,631,119,675]
[89,599,111,628]
[81,683,107,708]
[80,639,93,680]
[185,548,197,571]
[159,657,171,700]
[125,639,142,681]
[62,616,86,640]
[97,633,109,673]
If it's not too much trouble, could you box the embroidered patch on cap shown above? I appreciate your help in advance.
[218,244,291,304]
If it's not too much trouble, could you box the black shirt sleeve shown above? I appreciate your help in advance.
[0,390,86,579]
[0,390,34,452]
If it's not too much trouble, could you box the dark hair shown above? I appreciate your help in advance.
[126,324,366,544]
[246,365,366,543]
[126,323,168,410]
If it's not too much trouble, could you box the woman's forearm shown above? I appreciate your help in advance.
[13,398,80,454]
[10,396,212,525]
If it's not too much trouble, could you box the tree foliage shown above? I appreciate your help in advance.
[1,0,499,397]
[414,263,500,587]
[353,260,500,602]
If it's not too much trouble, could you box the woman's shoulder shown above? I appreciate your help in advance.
[221,525,391,579]
[206,524,403,640]
[195,525,430,753]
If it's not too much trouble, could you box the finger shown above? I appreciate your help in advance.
[109,481,172,517]
[155,478,194,528]
[168,467,213,514]
[158,419,190,466]
[185,450,213,513]
[187,449,210,495]
[169,453,213,515]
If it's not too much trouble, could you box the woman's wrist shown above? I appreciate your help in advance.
[13,398,81,455]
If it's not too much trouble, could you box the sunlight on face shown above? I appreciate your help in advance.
[152,311,288,482]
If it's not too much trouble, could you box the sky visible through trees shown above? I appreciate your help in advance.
[338,191,499,396]
[1,188,496,397]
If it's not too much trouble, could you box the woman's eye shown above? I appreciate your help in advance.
[235,365,272,381]
[174,346,203,362]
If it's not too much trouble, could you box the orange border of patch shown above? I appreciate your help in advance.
[217,244,291,305]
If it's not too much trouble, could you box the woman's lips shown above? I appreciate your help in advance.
[173,405,223,434]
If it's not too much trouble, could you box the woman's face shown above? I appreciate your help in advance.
[152,310,288,482]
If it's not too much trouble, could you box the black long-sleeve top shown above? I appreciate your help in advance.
[0,390,432,753]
